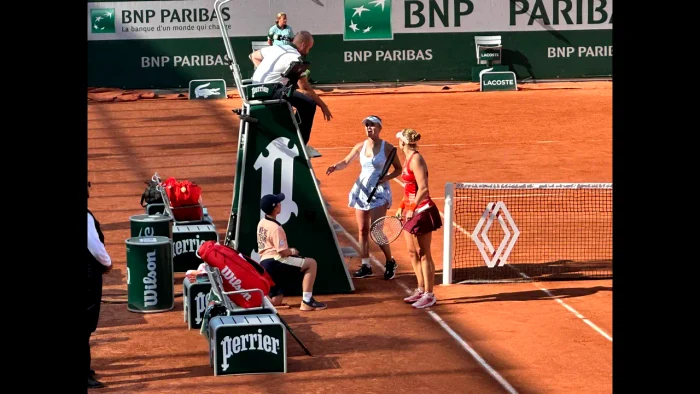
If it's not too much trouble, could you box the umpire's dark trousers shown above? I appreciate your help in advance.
[87,261,103,377]
[286,91,316,145]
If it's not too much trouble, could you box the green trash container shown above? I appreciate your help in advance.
[125,236,174,313]
[130,214,173,239]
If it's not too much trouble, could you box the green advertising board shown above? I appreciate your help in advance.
[479,47,502,63]
[480,71,518,91]
[209,315,287,375]
[189,78,227,99]
[87,0,612,88]
[232,101,354,295]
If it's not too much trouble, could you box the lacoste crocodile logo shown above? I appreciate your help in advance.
[195,83,222,98]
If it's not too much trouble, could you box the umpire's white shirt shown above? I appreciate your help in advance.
[252,44,303,86]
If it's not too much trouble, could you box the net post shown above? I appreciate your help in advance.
[442,182,455,285]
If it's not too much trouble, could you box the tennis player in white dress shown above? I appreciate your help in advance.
[348,139,392,210]
[325,115,403,279]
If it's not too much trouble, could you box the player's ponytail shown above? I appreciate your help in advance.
[401,128,421,147]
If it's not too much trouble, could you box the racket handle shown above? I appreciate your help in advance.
[366,186,377,203]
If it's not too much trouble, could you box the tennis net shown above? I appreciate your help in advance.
[442,183,612,284]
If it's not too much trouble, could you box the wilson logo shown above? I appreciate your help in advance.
[220,266,252,301]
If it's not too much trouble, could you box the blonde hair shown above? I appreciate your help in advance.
[399,128,421,145]
[276,12,287,20]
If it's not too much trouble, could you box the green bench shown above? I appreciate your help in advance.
[183,277,212,330]
[202,265,287,375]
[172,224,219,272]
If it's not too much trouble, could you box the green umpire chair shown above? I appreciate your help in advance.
[212,0,354,296]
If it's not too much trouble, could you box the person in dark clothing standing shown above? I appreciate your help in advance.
[87,181,112,389]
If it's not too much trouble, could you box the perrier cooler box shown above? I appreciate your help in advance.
[208,314,287,375]
[172,224,219,272]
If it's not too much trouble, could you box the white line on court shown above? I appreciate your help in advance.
[317,139,611,151]
[390,178,613,343]
[538,287,613,342]
[332,218,519,394]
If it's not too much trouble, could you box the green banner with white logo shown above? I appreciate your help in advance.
[480,71,518,91]
[87,0,612,88]
[234,102,354,295]
[479,47,502,62]
[212,322,286,375]
[344,0,393,41]
[90,8,116,33]
[188,79,227,99]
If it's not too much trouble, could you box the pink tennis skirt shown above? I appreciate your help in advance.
[403,203,442,235]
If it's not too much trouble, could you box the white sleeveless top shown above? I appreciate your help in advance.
[347,140,393,211]
[359,140,387,178]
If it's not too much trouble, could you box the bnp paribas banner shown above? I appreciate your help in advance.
[87,0,612,88]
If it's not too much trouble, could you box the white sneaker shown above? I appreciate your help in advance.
[306,145,322,158]
[412,293,437,309]
[403,288,424,303]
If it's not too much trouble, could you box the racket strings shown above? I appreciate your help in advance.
[370,217,404,245]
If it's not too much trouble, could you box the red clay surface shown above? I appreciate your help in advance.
[88,81,612,393]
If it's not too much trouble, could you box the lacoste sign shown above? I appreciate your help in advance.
[189,79,227,99]
[479,47,502,61]
[480,71,518,92]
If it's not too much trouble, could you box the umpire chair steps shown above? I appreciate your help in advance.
[233,107,322,159]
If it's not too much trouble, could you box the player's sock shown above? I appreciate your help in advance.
[361,258,371,267]
[302,292,313,303]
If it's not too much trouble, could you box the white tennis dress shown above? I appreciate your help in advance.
[348,140,393,211]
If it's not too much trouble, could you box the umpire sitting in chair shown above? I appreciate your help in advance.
[249,31,332,158]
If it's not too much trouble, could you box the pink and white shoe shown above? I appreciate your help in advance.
[403,288,424,303]
[412,293,437,309]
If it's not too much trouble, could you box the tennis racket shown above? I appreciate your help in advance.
[366,147,397,204]
[369,215,404,246]
[369,204,434,245]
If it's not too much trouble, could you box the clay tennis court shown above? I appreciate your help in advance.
[88,80,612,393]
